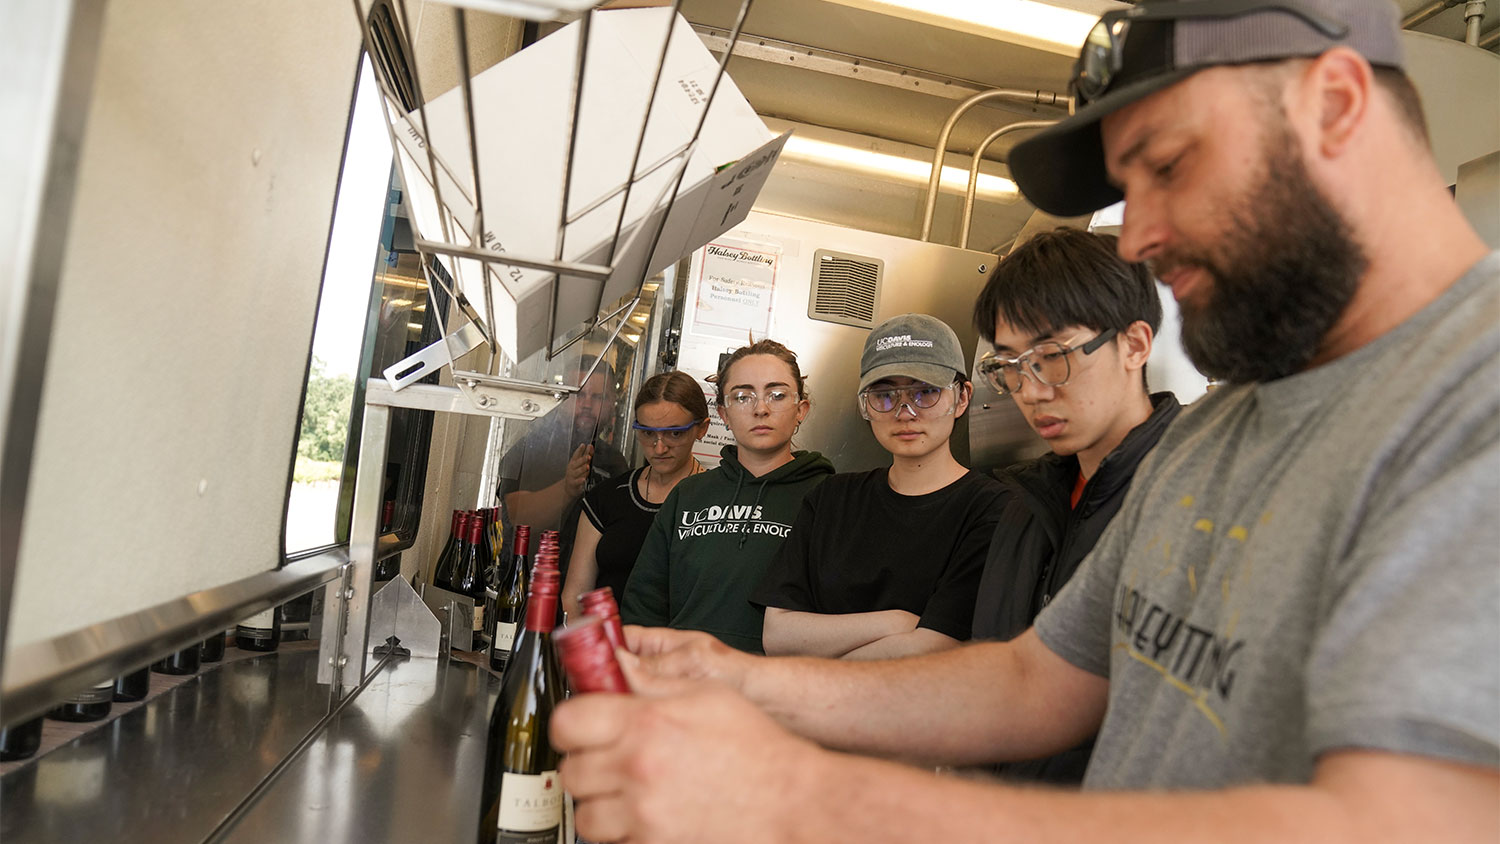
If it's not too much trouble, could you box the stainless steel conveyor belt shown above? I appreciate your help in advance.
[0,648,499,842]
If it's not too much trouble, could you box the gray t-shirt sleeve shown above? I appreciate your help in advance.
[1305,403,1500,767]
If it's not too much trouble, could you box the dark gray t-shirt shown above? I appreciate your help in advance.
[1036,252,1500,790]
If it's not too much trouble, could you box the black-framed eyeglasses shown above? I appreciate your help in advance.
[858,380,956,419]
[1073,0,1350,104]
[976,328,1118,396]
[631,419,705,445]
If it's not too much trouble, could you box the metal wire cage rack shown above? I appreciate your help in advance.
[349,0,777,418]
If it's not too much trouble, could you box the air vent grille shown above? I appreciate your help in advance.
[808,250,883,328]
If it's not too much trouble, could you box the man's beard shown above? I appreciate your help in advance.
[1158,124,1367,384]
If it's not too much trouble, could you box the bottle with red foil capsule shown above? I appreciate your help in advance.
[454,510,489,649]
[477,560,564,844]
[578,587,626,654]
[433,510,468,591]
[555,616,630,694]
[489,525,531,674]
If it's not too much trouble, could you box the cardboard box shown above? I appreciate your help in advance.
[391,7,788,364]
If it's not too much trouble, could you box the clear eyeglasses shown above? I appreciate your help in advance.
[725,389,798,413]
[858,382,952,419]
[976,328,1118,395]
[631,420,705,445]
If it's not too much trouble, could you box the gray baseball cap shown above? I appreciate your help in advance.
[859,314,966,392]
[1009,0,1405,217]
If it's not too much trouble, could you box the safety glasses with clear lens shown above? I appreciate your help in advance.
[858,382,954,419]
[976,328,1118,396]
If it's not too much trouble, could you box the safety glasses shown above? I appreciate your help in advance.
[631,419,705,445]
[976,328,1117,396]
[1073,0,1349,104]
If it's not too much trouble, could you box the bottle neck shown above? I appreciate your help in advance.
[524,590,558,634]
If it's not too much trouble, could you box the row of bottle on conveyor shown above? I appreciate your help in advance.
[428,510,615,679]
[0,608,285,763]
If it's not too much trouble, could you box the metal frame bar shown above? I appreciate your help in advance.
[605,0,685,266]
[317,401,390,694]
[919,89,1073,243]
[692,25,1032,103]
[414,237,612,279]
[2,550,347,727]
[546,10,596,360]
[959,120,1055,249]
[0,0,110,709]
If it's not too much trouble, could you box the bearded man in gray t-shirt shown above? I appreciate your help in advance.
[547,2,1499,841]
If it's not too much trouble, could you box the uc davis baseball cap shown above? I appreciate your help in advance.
[859,314,967,393]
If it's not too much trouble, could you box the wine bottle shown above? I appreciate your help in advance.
[486,506,506,567]
[454,512,488,650]
[201,630,227,663]
[433,509,466,591]
[555,616,630,694]
[478,507,498,570]
[489,525,531,675]
[48,679,115,722]
[0,716,43,762]
[152,645,201,676]
[579,587,626,654]
[236,606,281,652]
[478,561,564,844]
[113,667,151,702]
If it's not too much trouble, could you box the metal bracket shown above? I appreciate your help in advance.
[382,321,488,390]
[366,576,441,659]
[420,584,482,654]
[365,376,567,422]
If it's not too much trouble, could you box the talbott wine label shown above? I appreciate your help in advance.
[493,621,518,653]
[497,770,563,843]
[473,604,486,633]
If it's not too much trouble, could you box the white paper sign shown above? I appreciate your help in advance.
[690,238,781,340]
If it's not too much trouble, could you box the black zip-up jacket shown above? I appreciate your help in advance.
[972,392,1182,784]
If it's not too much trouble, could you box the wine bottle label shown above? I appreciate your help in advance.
[473,604,486,633]
[241,609,276,638]
[497,770,562,841]
[493,621,517,653]
[70,681,115,705]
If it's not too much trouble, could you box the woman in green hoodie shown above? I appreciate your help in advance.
[621,340,835,653]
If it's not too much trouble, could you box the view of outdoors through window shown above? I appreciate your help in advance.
[286,57,391,553]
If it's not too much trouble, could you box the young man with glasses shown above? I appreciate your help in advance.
[969,227,1181,784]
[751,314,1004,660]
[555,2,1497,840]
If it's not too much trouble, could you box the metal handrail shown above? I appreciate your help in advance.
[919,88,1070,242]
[2,549,348,727]
[959,120,1055,249]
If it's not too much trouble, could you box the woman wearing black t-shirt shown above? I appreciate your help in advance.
[563,372,709,620]
[751,314,1004,659]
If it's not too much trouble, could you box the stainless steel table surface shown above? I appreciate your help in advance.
[0,649,499,843]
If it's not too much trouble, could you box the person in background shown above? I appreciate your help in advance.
[553,1,1498,840]
[621,340,834,653]
[563,371,711,620]
[970,226,1181,784]
[496,356,628,567]
[752,314,1003,660]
